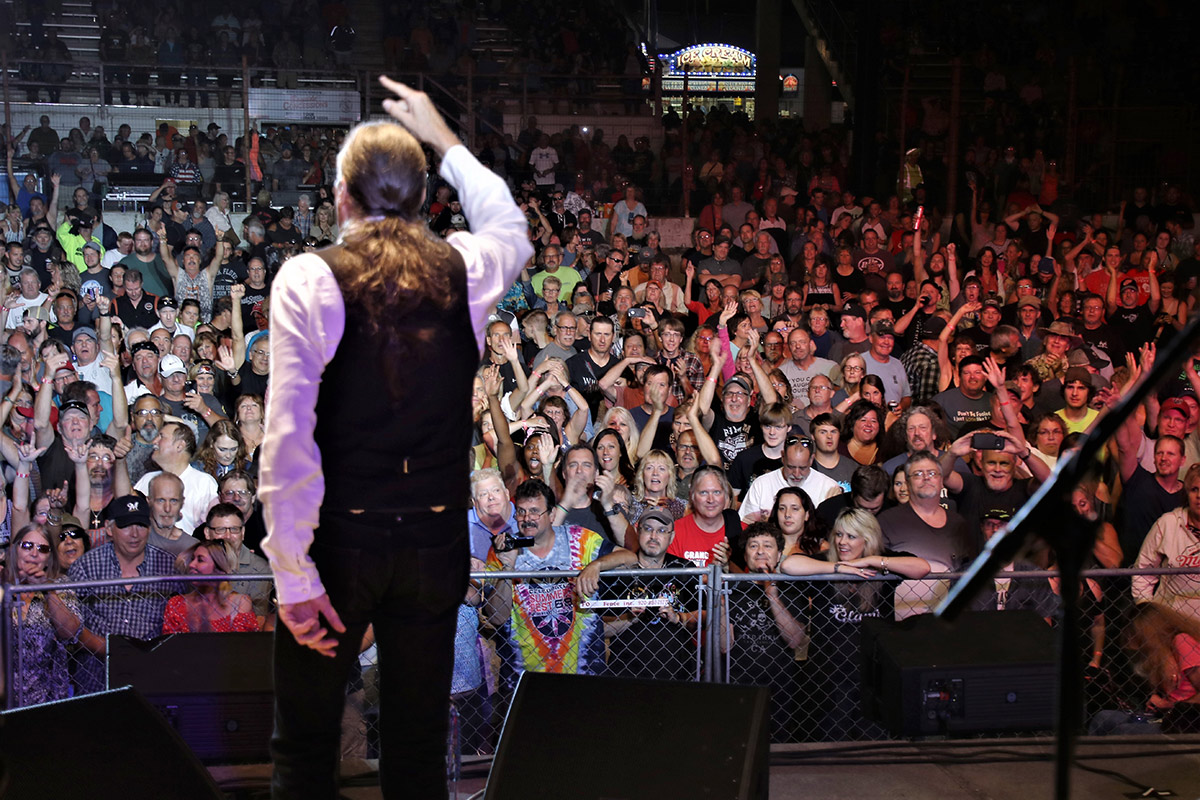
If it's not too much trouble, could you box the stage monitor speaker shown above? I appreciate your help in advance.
[861,610,1057,736]
[0,686,223,800]
[107,632,275,763]
[485,673,769,800]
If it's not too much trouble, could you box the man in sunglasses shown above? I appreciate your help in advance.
[739,435,842,521]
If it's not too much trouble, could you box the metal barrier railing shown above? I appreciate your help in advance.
[4,565,1196,756]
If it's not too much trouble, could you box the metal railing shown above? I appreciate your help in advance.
[6,564,1196,753]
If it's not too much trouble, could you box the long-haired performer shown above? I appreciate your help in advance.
[260,77,533,798]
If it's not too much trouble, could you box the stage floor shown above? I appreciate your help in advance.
[210,737,1200,799]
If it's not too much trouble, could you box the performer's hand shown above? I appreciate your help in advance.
[378,76,460,158]
[278,593,346,658]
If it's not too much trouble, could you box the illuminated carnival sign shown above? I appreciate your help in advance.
[667,44,756,77]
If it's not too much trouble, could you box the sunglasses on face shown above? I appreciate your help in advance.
[20,540,51,554]
[59,529,86,541]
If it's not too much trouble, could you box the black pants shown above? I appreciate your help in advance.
[271,509,468,799]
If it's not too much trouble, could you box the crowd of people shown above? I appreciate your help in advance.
[3,86,1199,745]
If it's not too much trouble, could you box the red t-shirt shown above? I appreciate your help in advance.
[667,513,744,566]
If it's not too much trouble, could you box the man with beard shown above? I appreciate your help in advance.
[531,310,578,368]
[739,436,843,521]
[124,340,163,402]
[119,228,173,299]
[486,478,620,692]
[696,354,755,469]
[70,432,131,545]
[584,507,698,680]
[940,427,1046,554]
[830,304,870,363]
[146,471,197,555]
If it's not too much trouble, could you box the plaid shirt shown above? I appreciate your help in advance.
[658,351,705,404]
[901,342,941,406]
[67,543,180,640]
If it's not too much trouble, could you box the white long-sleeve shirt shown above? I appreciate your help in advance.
[1133,507,1200,619]
[259,144,533,604]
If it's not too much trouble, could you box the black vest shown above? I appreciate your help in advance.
[313,243,474,512]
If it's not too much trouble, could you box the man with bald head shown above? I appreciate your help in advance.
[779,327,835,408]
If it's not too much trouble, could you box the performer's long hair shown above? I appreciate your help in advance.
[334,123,457,366]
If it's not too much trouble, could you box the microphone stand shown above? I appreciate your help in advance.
[936,311,1200,800]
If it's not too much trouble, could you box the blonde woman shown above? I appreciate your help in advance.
[629,449,686,525]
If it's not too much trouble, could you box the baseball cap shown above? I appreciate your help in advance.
[921,316,947,339]
[713,235,732,247]
[638,507,674,527]
[157,295,178,310]
[82,241,102,254]
[723,375,752,394]
[982,297,1004,310]
[72,326,98,343]
[870,320,895,337]
[158,354,187,378]
[58,399,90,418]
[106,495,151,528]
[1120,278,1138,292]
[1017,295,1042,310]
[981,508,1012,522]
[1036,256,1055,274]
[1161,398,1190,419]
[841,303,867,320]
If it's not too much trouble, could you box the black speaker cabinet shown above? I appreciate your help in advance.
[107,631,275,763]
[0,686,223,800]
[485,672,770,800]
[861,610,1057,736]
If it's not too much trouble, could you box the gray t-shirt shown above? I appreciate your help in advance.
[864,352,912,406]
[779,357,837,408]
[931,387,994,437]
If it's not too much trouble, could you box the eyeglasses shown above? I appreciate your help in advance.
[207,525,244,535]
[221,489,252,499]
[909,469,940,480]
[514,507,548,520]
[134,409,163,417]
[843,365,865,373]
[19,540,51,554]
[676,443,698,452]
[250,349,269,357]
[608,256,626,265]
[59,529,85,541]
[785,436,813,449]
[86,453,114,464]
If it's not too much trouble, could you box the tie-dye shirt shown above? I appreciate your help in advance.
[487,524,612,687]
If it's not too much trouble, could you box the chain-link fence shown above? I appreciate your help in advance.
[4,565,1198,765]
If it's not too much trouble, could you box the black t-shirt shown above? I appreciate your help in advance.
[213,162,245,191]
[239,281,269,332]
[932,387,994,437]
[1109,304,1154,359]
[567,350,615,416]
[877,502,973,570]
[707,408,755,470]
[115,292,160,329]
[237,362,268,399]
[832,268,865,298]
[950,472,1030,555]
[213,257,248,300]
[727,443,780,494]
[598,553,697,680]
[1117,466,1184,565]
[266,224,303,250]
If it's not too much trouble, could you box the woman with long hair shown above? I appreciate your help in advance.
[802,259,841,311]
[686,277,725,326]
[1090,602,1200,735]
[768,485,827,557]
[195,419,250,478]
[593,427,636,486]
[234,394,266,458]
[629,449,686,525]
[5,523,83,707]
[162,540,257,633]
[782,509,929,739]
